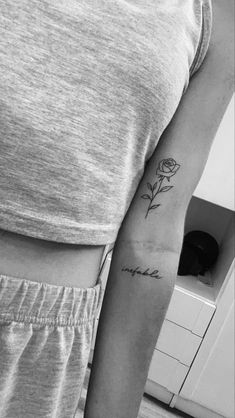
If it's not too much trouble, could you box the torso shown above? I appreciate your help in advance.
[0,228,106,289]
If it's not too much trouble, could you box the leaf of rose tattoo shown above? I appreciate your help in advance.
[159,186,174,192]
[141,157,181,219]
[149,204,161,210]
[141,194,151,200]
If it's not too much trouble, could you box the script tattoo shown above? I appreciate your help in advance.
[141,158,181,219]
[121,266,163,280]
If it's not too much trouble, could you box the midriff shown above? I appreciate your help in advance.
[0,228,106,289]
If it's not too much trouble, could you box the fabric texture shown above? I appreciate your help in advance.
[0,273,103,418]
[0,0,213,245]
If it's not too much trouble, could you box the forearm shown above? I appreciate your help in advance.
[84,237,183,418]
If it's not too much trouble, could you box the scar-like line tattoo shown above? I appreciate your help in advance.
[121,266,163,280]
[141,157,181,219]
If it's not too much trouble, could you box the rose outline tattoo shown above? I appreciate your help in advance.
[141,158,181,219]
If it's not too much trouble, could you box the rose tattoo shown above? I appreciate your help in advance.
[141,158,181,219]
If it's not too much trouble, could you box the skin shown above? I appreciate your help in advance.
[84,1,234,418]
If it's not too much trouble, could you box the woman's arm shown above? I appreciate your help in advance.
[84,2,234,417]
[116,0,234,252]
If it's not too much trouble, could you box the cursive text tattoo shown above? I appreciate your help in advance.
[121,266,163,280]
[141,157,181,219]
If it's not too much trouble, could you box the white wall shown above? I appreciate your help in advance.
[194,95,234,211]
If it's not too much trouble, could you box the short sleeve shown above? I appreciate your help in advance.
[189,0,213,78]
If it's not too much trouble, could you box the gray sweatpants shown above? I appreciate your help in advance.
[0,273,103,418]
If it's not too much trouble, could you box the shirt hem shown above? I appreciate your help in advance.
[0,212,119,246]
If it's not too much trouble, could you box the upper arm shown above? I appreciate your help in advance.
[188,0,234,84]
[116,0,234,253]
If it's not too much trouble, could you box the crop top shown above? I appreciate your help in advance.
[0,0,212,245]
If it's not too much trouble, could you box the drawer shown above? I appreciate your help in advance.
[148,349,189,393]
[156,320,202,366]
[165,285,215,336]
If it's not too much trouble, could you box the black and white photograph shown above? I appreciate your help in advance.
[0,1,234,417]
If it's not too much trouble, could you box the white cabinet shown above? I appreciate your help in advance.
[172,262,234,418]
[145,284,216,395]
[154,320,202,366]
[163,285,215,337]
[147,350,189,394]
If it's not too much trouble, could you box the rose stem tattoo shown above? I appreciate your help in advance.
[141,158,181,219]
[121,266,163,280]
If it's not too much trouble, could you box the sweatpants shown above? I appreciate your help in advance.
[0,272,103,418]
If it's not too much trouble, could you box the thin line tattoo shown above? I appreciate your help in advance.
[141,158,181,219]
[121,266,163,280]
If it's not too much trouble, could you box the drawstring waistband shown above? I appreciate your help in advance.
[0,273,102,327]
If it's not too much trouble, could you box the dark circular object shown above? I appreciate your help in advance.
[178,230,219,276]
[178,244,202,276]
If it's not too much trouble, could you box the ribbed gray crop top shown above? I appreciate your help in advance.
[0,0,212,245]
